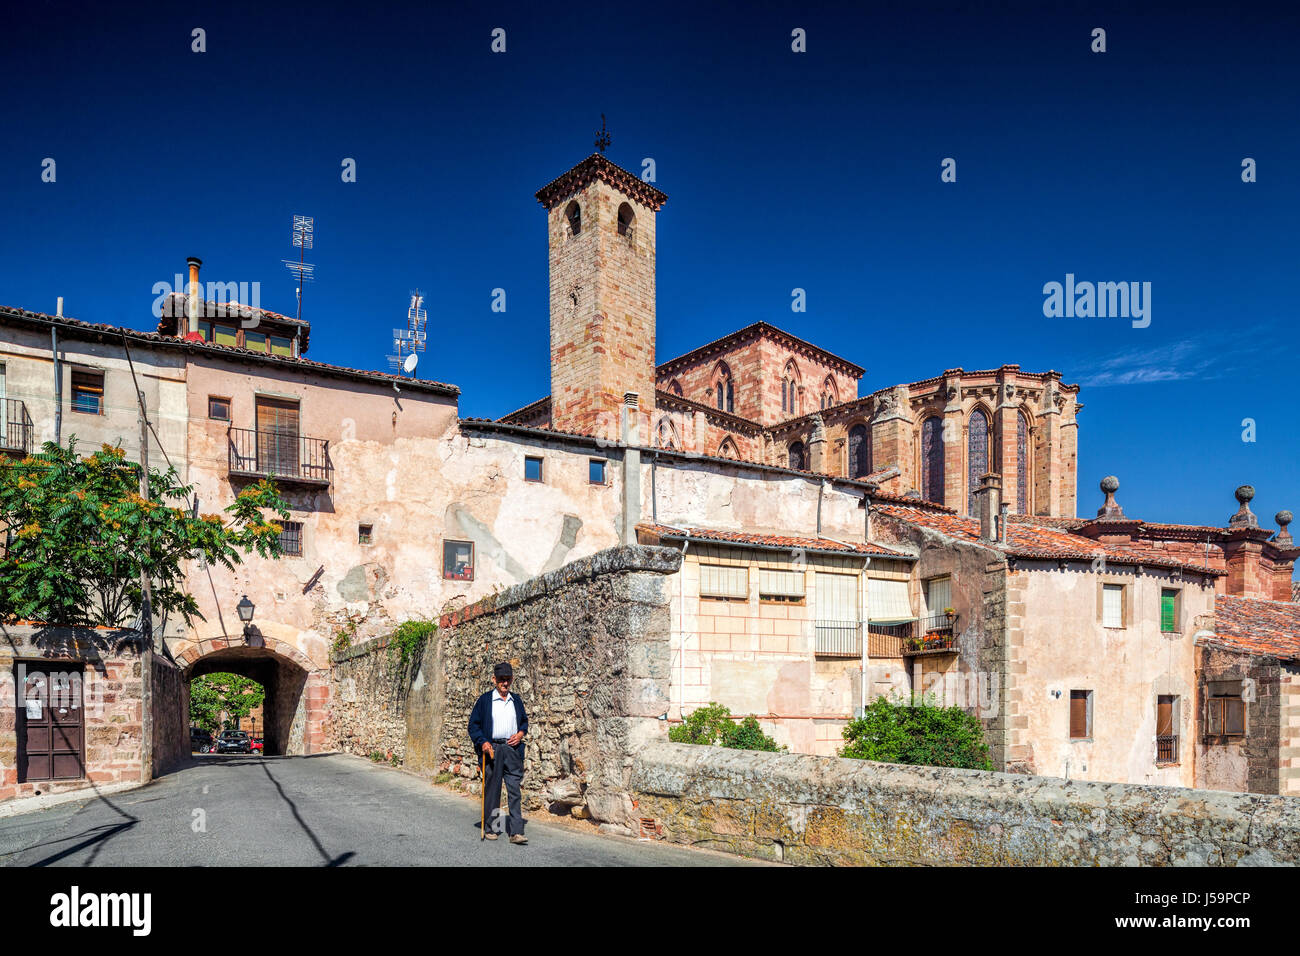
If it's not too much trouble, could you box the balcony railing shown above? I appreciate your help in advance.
[903,612,959,656]
[1156,734,1179,764]
[867,622,912,658]
[0,399,33,455]
[228,427,331,487]
[814,620,861,658]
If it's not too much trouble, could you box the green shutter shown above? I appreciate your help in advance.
[1161,590,1176,632]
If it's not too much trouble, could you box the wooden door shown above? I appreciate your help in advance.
[18,665,85,782]
[255,397,300,476]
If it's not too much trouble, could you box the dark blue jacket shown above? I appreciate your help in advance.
[468,690,528,756]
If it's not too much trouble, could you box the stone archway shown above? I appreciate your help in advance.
[177,634,330,756]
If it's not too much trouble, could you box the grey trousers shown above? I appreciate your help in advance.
[483,742,524,837]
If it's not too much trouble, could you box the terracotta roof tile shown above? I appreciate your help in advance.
[875,504,1225,575]
[637,523,912,559]
[1206,595,1300,660]
[534,153,668,211]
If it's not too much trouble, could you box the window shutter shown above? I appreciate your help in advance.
[1156,696,1174,735]
[868,578,914,623]
[1160,590,1176,632]
[927,578,952,616]
[1102,585,1123,627]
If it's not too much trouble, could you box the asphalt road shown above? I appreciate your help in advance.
[0,753,753,867]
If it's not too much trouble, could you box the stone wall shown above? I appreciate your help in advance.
[150,653,190,777]
[328,635,422,762]
[435,545,679,826]
[633,741,1300,866]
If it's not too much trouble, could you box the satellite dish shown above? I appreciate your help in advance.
[403,353,418,375]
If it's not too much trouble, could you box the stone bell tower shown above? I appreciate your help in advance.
[535,152,667,442]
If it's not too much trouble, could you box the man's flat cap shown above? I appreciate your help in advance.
[493,661,513,679]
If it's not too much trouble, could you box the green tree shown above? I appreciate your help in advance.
[840,695,994,771]
[190,672,265,733]
[0,439,289,627]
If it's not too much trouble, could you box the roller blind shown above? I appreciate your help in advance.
[926,577,952,615]
[868,578,915,623]
[1103,584,1123,627]
[816,572,858,622]
[700,564,748,599]
[758,568,805,597]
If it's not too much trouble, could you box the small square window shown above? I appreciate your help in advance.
[525,456,544,482]
[269,335,293,357]
[589,459,607,484]
[278,520,303,557]
[208,396,231,421]
[244,330,267,352]
[71,370,104,415]
[444,540,474,581]
[358,524,373,545]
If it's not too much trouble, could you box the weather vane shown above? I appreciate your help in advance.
[594,114,610,153]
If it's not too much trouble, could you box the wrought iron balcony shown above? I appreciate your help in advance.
[1156,734,1179,764]
[228,426,331,487]
[0,399,33,455]
[903,613,959,656]
[866,622,912,658]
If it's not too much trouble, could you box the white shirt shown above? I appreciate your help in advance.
[490,690,518,741]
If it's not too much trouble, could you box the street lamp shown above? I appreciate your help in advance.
[236,594,255,639]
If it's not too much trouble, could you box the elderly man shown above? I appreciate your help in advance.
[468,661,529,845]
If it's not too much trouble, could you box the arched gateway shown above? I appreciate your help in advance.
[175,634,330,757]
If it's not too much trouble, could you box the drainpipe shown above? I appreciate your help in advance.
[815,479,827,537]
[679,535,691,719]
[621,392,641,545]
[51,306,62,445]
[860,555,872,716]
[651,449,658,524]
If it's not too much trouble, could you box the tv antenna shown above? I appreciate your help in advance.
[387,290,428,376]
[283,215,315,322]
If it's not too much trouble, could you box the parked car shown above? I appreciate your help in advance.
[216,730,252,754]
[251,737,264,754]
[191,728,213,754]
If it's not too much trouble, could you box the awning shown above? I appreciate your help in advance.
[868,578,916,624]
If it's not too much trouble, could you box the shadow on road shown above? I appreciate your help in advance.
[256,759,354,866]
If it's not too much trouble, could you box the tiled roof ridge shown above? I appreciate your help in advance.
[498,396,551,423]
[534,153,668,211]
[0,305,459,396]
[636,522,912,559]
[655,321,866,379]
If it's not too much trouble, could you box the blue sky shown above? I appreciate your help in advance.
[1,2,1296,529]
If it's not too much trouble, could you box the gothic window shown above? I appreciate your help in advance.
[783,359,801,416]
[565,200,581,236]
[718,437,739,459]
[788,441,806,471]
[617,202,635,237]
[1017,413,1030,514]
[781,379,788,413]
[848,424,869,479]
[655,417,681,451]
[967,408,990,515]
[668,378,683,397]
[921,416,944,503]
[821,376,838,410]
[711,362,733,412]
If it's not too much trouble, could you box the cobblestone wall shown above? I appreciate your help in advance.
[328,635,421,763]
[633,741,1300,866]
[436,545,679,825]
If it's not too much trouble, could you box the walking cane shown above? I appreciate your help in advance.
[479,746,487,841]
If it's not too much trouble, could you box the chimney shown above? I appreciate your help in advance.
[56,296,63,318]
[976,472,1002,542]
[186,256,203,338]
[999,502,1009,544]
[1222,485,1272,598]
